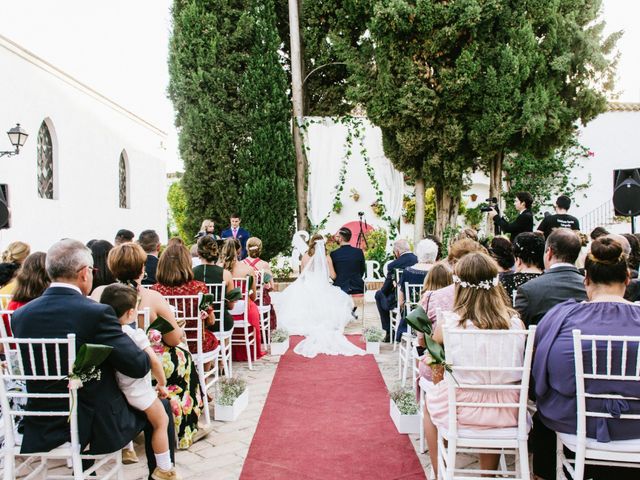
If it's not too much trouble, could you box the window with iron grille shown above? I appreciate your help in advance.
[37,121,54,199]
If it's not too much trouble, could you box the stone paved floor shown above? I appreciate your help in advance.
[17,300,482,479]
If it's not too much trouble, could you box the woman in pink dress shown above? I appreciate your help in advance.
[219,238,266,361]
[423,252,525,477]
[242,237,277,330]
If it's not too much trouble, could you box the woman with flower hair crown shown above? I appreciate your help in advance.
[422,252,525,477]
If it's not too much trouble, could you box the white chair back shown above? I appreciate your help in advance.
[0,294,12,310]
[232,277,251,321]
[163,294,202,353]
[137,307,151,332]
[404,283,423,318]
[140,284,153,290]
[442,325,536,441]
[205,282,228,334]
[572,330,640,436]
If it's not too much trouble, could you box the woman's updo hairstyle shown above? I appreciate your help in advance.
[489,237,515,270]
[512,232,545,270]
[585,237,629,285]
[246,237,263,259]
[2,241,30,265]
[307,234,324,257]
[197,235,218,263]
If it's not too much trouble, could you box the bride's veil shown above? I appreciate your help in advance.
[299,239,330,285]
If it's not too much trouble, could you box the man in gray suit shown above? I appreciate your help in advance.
[515,228,587,326]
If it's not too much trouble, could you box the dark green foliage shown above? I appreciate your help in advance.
[169,0,295,258]
[274,0,371,115]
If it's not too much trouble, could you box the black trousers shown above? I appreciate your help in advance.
[530,412,637,479]
[374,290,394,332]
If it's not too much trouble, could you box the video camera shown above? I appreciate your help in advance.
[358,211,365,217]
[480,197,499,214]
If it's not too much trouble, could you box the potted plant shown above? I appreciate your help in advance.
[332,200,343,214]
[270,329,290,355]
[363,326,385,354]
[349,188,360,202]
[389,385,420,434]
[214,376,248,422]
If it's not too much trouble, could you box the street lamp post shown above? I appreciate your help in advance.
[0,123,28,158]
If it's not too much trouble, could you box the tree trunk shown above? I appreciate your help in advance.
[288,0,308,231]
[414,178,425,246]
[488,151,503,237]
[434,184,460,240]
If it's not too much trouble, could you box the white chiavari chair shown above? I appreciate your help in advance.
[0,295,12,311]
[163,294,220,425]
[254,270,271,349]
[390,268,404,351]
[0,335,123,479]
[556,330,640,479]
[231,277,257,370]
[206,282,232,378]
[399,283,422,386]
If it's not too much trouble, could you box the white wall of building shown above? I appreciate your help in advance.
[0,36,167,252]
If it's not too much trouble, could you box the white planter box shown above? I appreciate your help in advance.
[270,338,290,356]
[390,399,420,434]
[366,341,380,354]
[214,388,249,422]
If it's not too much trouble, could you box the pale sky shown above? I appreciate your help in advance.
[1,0,638,171]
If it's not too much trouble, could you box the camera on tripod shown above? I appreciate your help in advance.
[357,211,365,217]
[480,197,499,213]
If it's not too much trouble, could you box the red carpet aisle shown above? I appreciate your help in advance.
[240,336,426,480]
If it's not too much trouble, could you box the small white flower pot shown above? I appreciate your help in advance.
[214,388,249,422]
[270,338,290,356]
[389,399,420,434]
[366,341,380,354]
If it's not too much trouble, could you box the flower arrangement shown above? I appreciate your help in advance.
[405,305,454,384]
[271,329,289,343]
[370,200,385,218]
[364,228,390,266]
[389,385,419,415]
[215,376,247,406]
[349,188,360,202]
[363,326,385,343]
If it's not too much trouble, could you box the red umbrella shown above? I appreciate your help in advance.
[339,220,375,250]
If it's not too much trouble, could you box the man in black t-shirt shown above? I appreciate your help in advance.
[536,195,580,238]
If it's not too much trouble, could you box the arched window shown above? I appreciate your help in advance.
[119,150,129,209]
[37,121,54,199]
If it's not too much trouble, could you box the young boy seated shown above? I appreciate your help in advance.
[100,283,181,480]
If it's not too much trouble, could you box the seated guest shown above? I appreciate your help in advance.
[11,239,175,476]
[420,239,486,323]
[195,219,220,240]
[531,237,640,479]
[590,226,609,241]
[91,243,207,450]
[189,244,201,268]
[89,240,115,293]
[453,228,478,243]
[622,233,640,302]
[374,239,418,342]
[151,243,218,355]
[416,261,453,357]
[219,238,266,361]
[242,237,278,330]
[114,229,135,246]
[0,241,31,297]
[330,227,366,295]
[576,231,589,269]
[395,239,438,341]
[500,232,545,299]
[3,252,49,338]
[488,236,515,276]
[138,230,161,285]
[0,263,20,305]
[423,252,525,477]
[515,229,587,326]
[100,284,181,480]
[193,236,234,332]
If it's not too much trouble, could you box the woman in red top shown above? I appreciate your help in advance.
[151,243,218,354]
[243,237,277,330]
[5,252,50,336]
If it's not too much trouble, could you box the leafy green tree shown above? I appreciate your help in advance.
[236,0,296,258]
[166,181,190,243]
[169,0,295,257]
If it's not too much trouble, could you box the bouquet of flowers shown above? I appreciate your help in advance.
[68,344,113,390]
[405,306,453,384]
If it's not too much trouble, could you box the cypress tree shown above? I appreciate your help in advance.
[169,0,295,256]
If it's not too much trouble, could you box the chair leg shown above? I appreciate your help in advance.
[556,435,566,480]
[445,438,456,480]
[72,445,83,480]
[198,359,211,425]
[245,328,253,371]
[572,441,586,480]
[226,340,233,378]
[518,440,530,480]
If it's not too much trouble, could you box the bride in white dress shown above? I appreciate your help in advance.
[273,235,366,358]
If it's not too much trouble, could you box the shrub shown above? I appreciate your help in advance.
[215,376,247,406]
[389,385,419,415]
[271,329,289,343]
[363,326,385,342]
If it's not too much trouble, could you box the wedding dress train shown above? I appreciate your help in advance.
[273,240,366,358]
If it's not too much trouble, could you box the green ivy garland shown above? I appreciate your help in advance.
[301,116,398,239]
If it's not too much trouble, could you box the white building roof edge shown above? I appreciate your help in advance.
[0,34,167,139]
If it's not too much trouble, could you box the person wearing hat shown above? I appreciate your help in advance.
[330,227,366,295]
[536,195,580,239]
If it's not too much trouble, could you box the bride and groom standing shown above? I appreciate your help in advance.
[273,227,368,358]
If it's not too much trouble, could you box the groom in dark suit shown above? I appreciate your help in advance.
[330,227,366,294]
[221,213,251,259]
[12,239,175,479]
